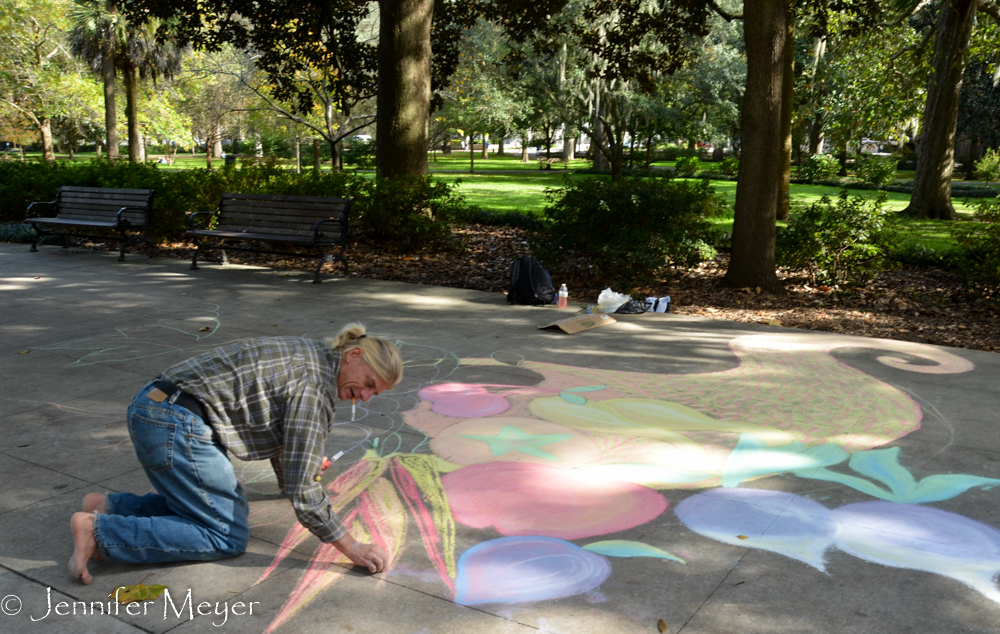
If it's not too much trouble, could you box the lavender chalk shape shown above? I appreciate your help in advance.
[832,501,1000,604]
[675,488,836,571]
[455,536,611,605]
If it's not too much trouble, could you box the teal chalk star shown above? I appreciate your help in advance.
[461,425,574,461]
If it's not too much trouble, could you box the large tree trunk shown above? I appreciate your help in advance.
[331,139,342,171]
[808,115,825,154]
[721,0,790,294]
[40,117,55,162]
[563,137,576,161]
[101,39,118,161]
[123,65,141,162]
[777,16,795,221]
[903,0,978,219]
[375,0,432,178]
[520,132,529,162]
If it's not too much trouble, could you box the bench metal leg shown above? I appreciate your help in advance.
[191,243,201,270]
[313,249,327,283]
[30,228,38,252]
[117,231,129,261]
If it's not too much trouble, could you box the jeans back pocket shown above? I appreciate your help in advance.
[129,413,177,471]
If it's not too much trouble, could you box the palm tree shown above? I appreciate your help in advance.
[69,0,122,160]
[70,0,184,162]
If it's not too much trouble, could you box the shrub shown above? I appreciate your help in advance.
[674,156,701,176]
[719,157,739,176]
[776,190,896,287]
[853,154,898,187]
[798,154,840,183]
[342,138,376,170]
[888,240,959,269]
[659,145,698,161]
[353,175,463,252]
[531,176,724,287]
[951,196,1000,295]
[455,207,547,231]
[975,148,1000,187]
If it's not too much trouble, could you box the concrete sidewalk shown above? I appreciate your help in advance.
[1,242,999,634]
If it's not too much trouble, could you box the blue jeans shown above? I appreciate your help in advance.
[93,381,249,563]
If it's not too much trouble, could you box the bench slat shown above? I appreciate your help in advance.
[59,198,151,209]
[222,193,349,204]
[57,204,145,215]
[61,186,153,196]
[217,211,345,224]
[186,229,341,243]
[29,218,118,228]
[221,200,348,213]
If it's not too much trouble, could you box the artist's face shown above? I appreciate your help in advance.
[337,346,390,402]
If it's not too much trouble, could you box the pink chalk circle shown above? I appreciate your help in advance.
[443,462,668,540]
[417,383,510,418]
[430,417,600,466]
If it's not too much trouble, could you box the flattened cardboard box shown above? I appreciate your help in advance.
[538,313,616,334]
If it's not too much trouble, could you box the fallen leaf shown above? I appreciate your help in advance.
[768,321,782,326]
[273,324,280,327]
[197,326,210,332]
[737,535,748,540]
[109,583,168,603]
[658,618,668,633]
[34,276,40,279]
[20,350,30,354]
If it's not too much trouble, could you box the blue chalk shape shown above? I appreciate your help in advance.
[455,536,611,605]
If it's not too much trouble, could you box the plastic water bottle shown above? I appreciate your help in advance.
[557,284,568,309]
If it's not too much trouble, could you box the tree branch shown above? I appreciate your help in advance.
[877,0,934,27]
[707,0,743,21]
[888,20,936,64]
[978,0,1000,24]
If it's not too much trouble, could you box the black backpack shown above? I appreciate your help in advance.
[507,255,555,305]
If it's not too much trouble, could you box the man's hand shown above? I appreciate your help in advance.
[332,533,389,573]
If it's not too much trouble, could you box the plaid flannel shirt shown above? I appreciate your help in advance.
[161,337,346,542]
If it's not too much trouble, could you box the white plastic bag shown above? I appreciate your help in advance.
[597,288,630,314]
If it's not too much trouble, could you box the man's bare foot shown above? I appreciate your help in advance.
[68,512,98,584]
[82,493,107,514]
[80,494,106,561]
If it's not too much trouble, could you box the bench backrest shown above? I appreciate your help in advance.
[57,186,153,225]
[217,193,351,240]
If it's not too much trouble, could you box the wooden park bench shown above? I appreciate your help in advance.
[186,193,352,284]
[26,186,155,261]
[538,157,569,170]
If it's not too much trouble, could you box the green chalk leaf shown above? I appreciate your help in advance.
[565,385,607,393]
[109,583,168,603]
[559,392,588,405]
[583,540,686,563]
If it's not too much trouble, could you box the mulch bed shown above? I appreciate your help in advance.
[144,223,1000,354]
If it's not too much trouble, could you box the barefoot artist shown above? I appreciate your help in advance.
[69,324,402,584]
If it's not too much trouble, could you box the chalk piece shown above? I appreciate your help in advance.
[332,451,345,461]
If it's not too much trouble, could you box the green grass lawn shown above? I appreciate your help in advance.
[427,153,592,172]
[437,172,982,252]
